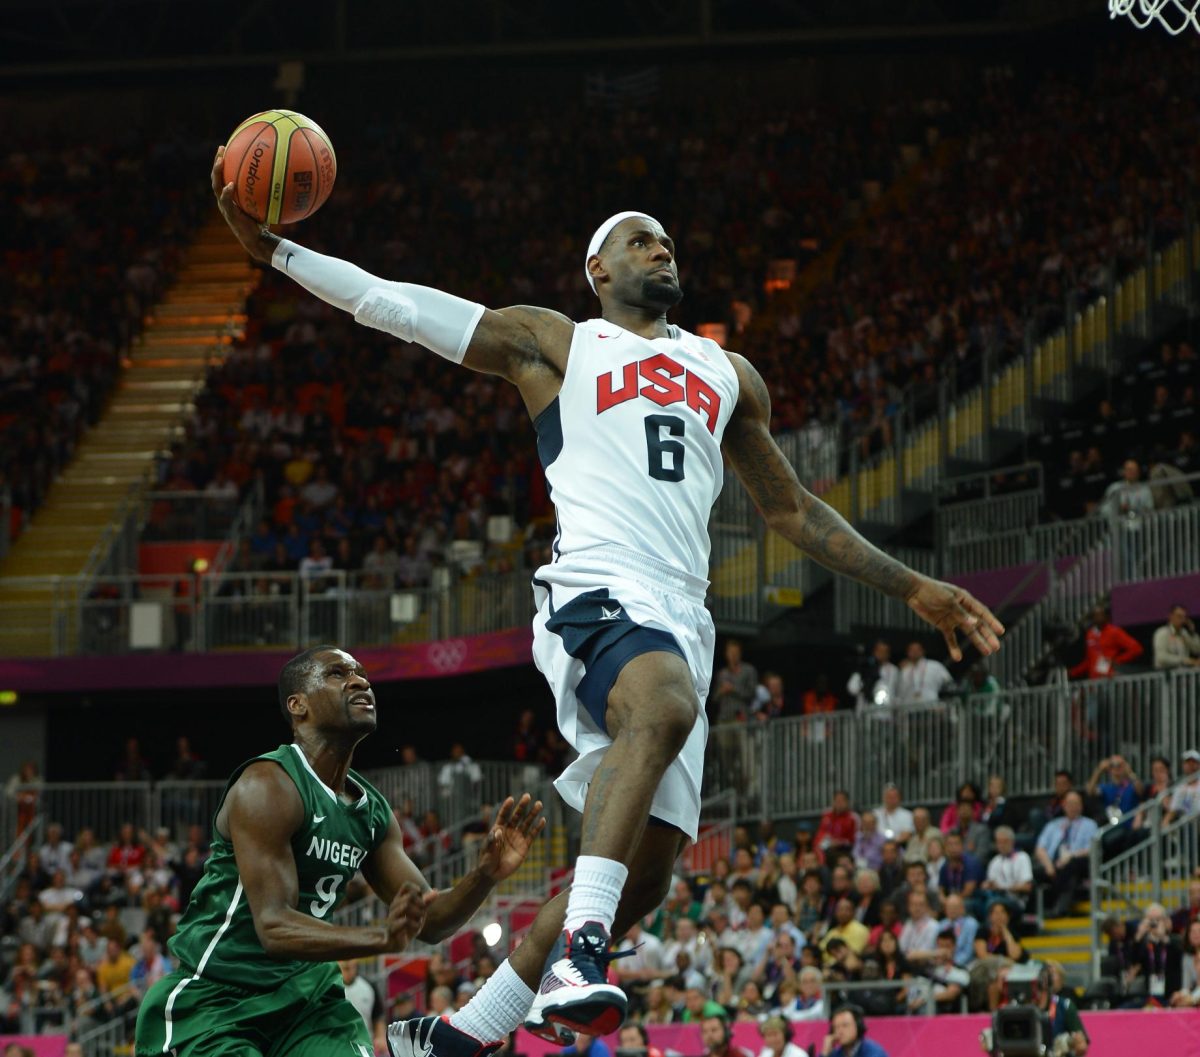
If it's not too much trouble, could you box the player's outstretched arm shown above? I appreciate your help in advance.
[722,352,1004,663]
[361,794,545,943]
[210,148,572,394]
[226,763,430,959]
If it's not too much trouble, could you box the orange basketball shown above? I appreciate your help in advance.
[223,109,336,225]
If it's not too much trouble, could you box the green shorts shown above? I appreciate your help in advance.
[134,964,374,1057]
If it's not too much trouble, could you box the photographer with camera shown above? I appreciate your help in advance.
[847,641,899,716]
[980,961,1088,1056]
[1129,903,1183,1001]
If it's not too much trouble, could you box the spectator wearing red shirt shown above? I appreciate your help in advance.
[816,790,859,862]
[1068,606,1143,680]
[107,822,146,872]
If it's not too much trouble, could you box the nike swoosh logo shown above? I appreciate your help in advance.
[285,252,294,271]
[597,333,619,339]
[312,814,326,825]
[600,605,622,621]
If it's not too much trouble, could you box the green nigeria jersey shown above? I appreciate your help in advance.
[168,743,393,990]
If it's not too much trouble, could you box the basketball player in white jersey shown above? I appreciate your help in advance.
[212,150,1004,1057]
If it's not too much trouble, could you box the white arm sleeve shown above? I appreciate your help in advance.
[271,239,485,364]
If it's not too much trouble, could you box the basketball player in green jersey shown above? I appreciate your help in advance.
[135,644,545,1057]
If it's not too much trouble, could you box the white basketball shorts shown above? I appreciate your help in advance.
[531,543,714,841]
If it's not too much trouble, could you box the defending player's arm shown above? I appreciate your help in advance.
[361,794,545,943]
[227,763,430,959]
[722,352,1004,662]
[210,148,571,396]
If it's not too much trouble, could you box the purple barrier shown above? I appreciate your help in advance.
[947,557,1078,611]
[0,627,533,692]
[1112,571,1200,627]
[0,1037,67,1057]
[514,1009,1200,1057]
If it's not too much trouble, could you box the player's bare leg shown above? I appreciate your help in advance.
[392,653,697,1056]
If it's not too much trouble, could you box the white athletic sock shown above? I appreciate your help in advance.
[563,855,629,934]
[449,959,534,1043]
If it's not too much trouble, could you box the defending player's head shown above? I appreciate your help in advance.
[585,212,682,313]
[277,644,377,739]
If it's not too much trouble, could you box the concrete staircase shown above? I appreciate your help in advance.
[0,219,256,657]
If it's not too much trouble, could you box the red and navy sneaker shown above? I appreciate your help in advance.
[523,923,629,1039]
[386,1015,501,1057]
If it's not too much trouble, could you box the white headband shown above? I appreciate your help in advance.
[585,210,661,293]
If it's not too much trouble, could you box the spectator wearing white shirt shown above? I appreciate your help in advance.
[982,826,1033,918]
[847,640,900,713]
[663,916,713,977]
[615,920,668,1013]
[39,823,73,876]
[757,1015,809,1057]
[736,902,775,967]
[1153,605,1200,669]
[898,890,940,965]
[38,869,83,917]
[779,967,826,1023]
[874,784,915,844]
[1168,750,1200,824]
[897,641,954,704]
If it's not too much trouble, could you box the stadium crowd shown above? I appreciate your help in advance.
[0,138,209,542]
[139,35,1200,594]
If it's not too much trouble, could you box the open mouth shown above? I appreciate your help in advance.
[349,695,375,710]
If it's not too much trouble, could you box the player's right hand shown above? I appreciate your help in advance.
[385,882,437,951]
[210,146,275,265]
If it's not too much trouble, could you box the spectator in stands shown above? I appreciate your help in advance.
[666,878,703,922]
[904,807,936,863]
[1167,749,1200,824]
[714,639,759,724]
[1171,880,1200,935]
[664,916,712,978]
[937,893,978,969]
[615,919,668,1013]
[938,782,981,834]
[738,903,775,967]
[682,985,728,1024]
[896,642,953,703]
[815,790,858,863]
[1130,903,1183,1002]
[898,891,939,966]
[129,928,172,996]
[755,673,791,721]
[850,869,883,928]
[1154,604,1200,669]
[38,823,72,877]
[1136,755,1174,831]
[923,837,946,890]
[701,1015,750,1057]
[979,775,1008,831]
[877,841,904,899]
[1068,606,1143,680]
[820,1004,888,1057]
[106,823,145,874]
[801,676,838,717]
[980,826,1033,920]
[891,861,941,920]
[949,798,992,862]
[937,833,983,912]
[1034,791,1098,917]
[867,901,902,950]
[848,640,900,714]
[95,937,135,998]
[780,967,826,1023]
[852,813,885,872]
[1102,459,1155,521]
[340,959,386,1055]
[916,932,968,1014]
[873,784,913,845]
[1086,754,1144,856]
[795,871,826,940]
[5,761,41,836]
[819,898,870,965]
[756,1015,807,1057]
[643,981,677,1025]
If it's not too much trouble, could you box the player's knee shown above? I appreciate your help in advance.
[620,685,694,760]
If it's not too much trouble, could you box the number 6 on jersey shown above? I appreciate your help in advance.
[645,414,686,482]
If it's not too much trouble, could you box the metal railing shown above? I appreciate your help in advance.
[833,546,937,635]
[1088,774,1200,977]
[0,563,536,657]
[706,669,1199,819]
[0,813,42,903]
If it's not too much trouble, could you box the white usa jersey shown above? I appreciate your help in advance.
[534,318,740,581]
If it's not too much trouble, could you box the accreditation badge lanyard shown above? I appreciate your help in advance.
[1148,941,1168,997]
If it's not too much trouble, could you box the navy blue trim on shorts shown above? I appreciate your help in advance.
[544,588,685,734]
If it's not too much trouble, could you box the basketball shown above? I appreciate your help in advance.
[222,109,336,225]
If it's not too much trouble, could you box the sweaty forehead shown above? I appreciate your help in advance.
[321,648,362,671]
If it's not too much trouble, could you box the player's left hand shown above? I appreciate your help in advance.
[906,575,1005,661]
[476,794,546,882]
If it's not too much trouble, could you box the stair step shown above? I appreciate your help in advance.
[1024,934,1092,949]
[1042,916,1091,930]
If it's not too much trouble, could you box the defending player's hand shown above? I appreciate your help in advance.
[905,574,1005,662]
[476,794,547,883]
[210,146,275,265]
[385,882,437,951]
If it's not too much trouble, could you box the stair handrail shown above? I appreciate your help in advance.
[1085,773,1194,978]
[0,813,43,903]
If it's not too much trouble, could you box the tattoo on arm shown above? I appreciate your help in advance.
[726,353,918,601]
